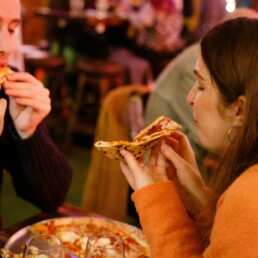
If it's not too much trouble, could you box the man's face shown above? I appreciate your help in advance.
[0,0,21,66]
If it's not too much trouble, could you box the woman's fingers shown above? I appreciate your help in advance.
[119,161,135,188]
[120,149,142,172]
[165,132,197,166]
[120,150,156,191]
[160,140,182,165]
[148,144,160,166]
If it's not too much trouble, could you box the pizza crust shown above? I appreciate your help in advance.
[0,249,23,258]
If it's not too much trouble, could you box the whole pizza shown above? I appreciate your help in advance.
[2,217,150,258]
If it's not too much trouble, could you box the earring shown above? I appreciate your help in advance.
[227,125,236,142]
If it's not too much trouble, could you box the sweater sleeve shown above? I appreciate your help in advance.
[132,165,258,258]
[132,181,203,258]
[4,123,72,212]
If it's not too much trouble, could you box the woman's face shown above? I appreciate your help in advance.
[187,56,235,153]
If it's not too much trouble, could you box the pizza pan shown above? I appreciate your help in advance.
[4,225,31,253]
[4,217,150,257]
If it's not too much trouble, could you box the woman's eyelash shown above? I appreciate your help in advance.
[196,80,205,90]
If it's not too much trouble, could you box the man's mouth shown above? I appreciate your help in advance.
[0,60,8,67]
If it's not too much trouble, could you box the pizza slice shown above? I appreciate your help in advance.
[0,66,13,85]
[0,248,75,258]
[0,249,23,258]
[95,116,181,161]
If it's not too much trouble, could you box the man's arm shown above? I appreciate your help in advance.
[2,117,72,212]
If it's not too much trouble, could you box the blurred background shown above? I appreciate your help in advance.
[3,0,258,228]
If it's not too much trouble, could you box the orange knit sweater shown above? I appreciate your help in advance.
[132,164,258,257]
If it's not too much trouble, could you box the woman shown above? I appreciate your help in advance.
[120,17,258,257]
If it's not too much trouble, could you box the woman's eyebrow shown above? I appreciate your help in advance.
[193,69,205,81]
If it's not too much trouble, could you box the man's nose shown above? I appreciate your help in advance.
[0,31,13,55]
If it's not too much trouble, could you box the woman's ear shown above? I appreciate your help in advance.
[233,95,246,127]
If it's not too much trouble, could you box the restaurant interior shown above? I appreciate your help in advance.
[2,0,257,241]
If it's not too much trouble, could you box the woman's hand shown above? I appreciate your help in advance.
[120,130,208,217]
[3,72,51,139]
[161,131,208,217]
[120,143,169,191]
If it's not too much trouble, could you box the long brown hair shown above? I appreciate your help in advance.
[199,17,258,245]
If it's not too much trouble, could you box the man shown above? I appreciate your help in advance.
[0,0,72,227]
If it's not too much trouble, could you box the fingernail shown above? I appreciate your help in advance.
[4,81,10,87]
[6,74,14,80]
[161,142,168,150]
[120,150,126,155]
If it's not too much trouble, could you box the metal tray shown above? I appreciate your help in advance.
[4,226,31,253]
[4,217,150,257]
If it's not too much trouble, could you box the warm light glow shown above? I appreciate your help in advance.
[130,0,143,7]
[225,0,236,13]
[226,3,236,12]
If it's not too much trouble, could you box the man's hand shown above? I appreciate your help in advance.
[3,72,51,139]
[0,98,7,136]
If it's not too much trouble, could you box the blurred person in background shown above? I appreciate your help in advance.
[0,0,72,227]
[114,0,186,77]
[195,0,226,38]
[120,16,258,257]
[127,0,185,52]
[184,0,226,42]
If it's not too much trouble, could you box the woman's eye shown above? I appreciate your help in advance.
[196,81,205,91]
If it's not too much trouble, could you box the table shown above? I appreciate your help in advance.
[0,203,101,248]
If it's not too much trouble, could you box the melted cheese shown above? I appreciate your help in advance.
[57,231,80,243]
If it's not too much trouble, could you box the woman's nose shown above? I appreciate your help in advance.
[187,82,197,106]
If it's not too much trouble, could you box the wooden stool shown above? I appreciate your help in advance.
[65,59,125,148]
[25,55,69,116]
